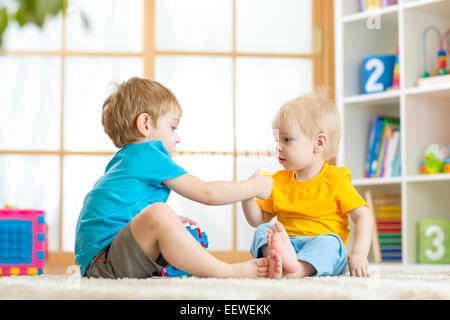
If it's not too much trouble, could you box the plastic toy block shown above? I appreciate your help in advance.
[155,222,208,278]
[0,208,48,276]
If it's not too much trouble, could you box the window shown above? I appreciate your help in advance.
[0,0,334,266]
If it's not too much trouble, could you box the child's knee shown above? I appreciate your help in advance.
[316,234,341,249]
[140,202,178,229]
[315,234,347,258]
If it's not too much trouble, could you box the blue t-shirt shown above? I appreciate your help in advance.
[74,140,187,275]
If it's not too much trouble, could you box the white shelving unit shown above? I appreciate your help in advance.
[335,0,450,266]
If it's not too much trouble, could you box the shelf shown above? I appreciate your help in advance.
[353,177,402,186]
[341,5,399,23]
[342,85,450,102]
[403,0,450,14]
[353,174,450,185]
[404,84,450,98]
[343,89,401,104]
[407,173,450,183]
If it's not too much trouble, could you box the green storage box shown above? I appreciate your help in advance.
[418,219,450,264]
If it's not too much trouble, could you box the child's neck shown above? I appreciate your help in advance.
[294,159,326,182]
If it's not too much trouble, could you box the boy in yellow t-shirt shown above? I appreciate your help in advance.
[241,89,373,279]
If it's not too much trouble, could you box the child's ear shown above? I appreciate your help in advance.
[136,113,152,137]
[314,132,327,154]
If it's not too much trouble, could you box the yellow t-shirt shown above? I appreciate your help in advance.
[256,162,367,245]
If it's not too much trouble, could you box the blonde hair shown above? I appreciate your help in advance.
[272,87,341,161]
[102,77,181,148]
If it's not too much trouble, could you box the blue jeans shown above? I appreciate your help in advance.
[250,223,349,277]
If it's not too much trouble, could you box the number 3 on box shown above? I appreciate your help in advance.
[425,225,445,261]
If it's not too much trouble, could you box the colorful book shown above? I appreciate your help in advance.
[392,132,402,177]
[364,116,378,177]
[359,0,397,12]
[364,116,401,178]
[367,116,386,177]
[382,130,399,177]
[375,118,400,177]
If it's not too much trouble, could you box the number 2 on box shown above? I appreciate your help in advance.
[365,58,385,93]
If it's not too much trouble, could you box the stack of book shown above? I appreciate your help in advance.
[366,191,402,263]
[364,116,401,178]
[359,0,398,11]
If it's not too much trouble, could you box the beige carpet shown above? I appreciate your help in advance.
[1,267,450,300]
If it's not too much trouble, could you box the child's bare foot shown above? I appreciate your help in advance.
[270,222,299,273]
[226,258,270,279]
[267,224,275,247]
[256,257,270,278]
[268,249,283,279]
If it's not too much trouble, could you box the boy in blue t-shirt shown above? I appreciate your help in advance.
[75,77,273,279]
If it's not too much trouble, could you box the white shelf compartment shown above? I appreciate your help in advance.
[404,87,450,176]
[403,0,450,88]
[342,9,399,97]
[342,93,400,180]
[405,179,450,263]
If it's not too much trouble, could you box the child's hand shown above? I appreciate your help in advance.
[179,215,198,226]
[349,253,370,277]
[249,170,274,200]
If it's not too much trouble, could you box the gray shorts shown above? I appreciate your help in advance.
[84,223,168,279]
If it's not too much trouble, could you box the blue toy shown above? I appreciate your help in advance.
[156,221,208,278]
[362,54,396,94]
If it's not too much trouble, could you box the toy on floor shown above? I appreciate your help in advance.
[418,26,450,87]
[0,207,48,276]
[156,221,208,278]
[420,144,448,174]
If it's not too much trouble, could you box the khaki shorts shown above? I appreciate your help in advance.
[84,223,168,279]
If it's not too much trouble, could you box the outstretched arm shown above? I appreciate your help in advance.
[163,171,273,206]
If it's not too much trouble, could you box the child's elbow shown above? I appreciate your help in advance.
[352,206,373,224]
[199,184,220,206]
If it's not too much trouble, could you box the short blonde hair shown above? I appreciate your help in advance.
[272,87,341,161]
[102,77,181,148]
